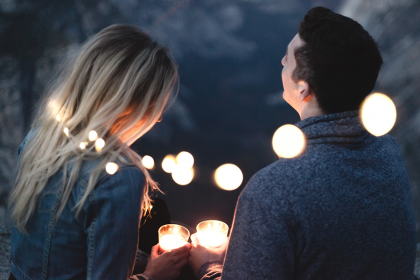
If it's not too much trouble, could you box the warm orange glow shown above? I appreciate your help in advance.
[172,166,194,185]
[272,124,305,158]
[361,92,397,137]
[214,164,243,191]
[176,151,194,168]
[105,162,119,175]
[162,155,176,173]
[142,155,155,169]
[56,114,61,122]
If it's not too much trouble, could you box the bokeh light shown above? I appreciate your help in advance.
[361,92,397,137]
[142,155,155,169]
[176,151,194,168]
[214,164,243,191]
[95,138,105,151]
[79,142,86,150]
[88,130,98,141]
[56,114,61,122]
[172,166,194,185]
[162,155,176,173]
[63,127,69,137]
[106,162,119,175]
[272,124,306,158]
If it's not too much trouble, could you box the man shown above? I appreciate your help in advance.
[189,7,417,279]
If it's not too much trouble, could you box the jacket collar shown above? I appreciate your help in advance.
[295,110,370,146]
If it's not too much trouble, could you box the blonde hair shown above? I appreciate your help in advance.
[9,25,178,232]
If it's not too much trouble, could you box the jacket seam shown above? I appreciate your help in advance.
[41,181,64,280]
[87,190,97,280]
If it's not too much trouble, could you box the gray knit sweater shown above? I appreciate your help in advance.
[198,110,417,280]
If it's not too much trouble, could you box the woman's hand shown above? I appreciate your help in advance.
[188,233,229,277]
[143,243,191,280]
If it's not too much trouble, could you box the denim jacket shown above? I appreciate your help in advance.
[10,131,153,280]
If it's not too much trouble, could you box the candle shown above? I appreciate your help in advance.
[196,220,228,248]
[159,233,188,251]
[158,224,190,252]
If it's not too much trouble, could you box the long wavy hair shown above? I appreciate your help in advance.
[9,24,178,232]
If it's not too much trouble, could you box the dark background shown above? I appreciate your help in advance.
[0,0,419,243]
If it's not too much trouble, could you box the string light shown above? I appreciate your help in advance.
[361,92,397,137]
[162,155,176,173]
[95,138,105,151]
[142,155,155,169]
[63,127,69,137]
[79,142,86,150]
[88,130,98,141]
[172,166,194,185]
[214,164,243,191]
[56,114,61,122]
[106,162,119,175]
[176,152,194,168]
[272,124,306,158]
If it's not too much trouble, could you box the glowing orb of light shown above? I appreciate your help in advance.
[63,127,69,137]
[176,151,194,168]
[361,92,397,137]
[214,164,243,191]
[88,130,98,141]
[106,162,119,175]
[79,142,86,150]
[162,155,176,173]
[95,138,105,151]
[142,155,155,169]
[56,114,61,122]
[171,166,194,185]
[272,124,306,158]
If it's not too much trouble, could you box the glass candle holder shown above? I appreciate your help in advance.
[196,220,229,248]
[158,224,190,252]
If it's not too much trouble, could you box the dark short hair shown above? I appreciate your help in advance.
[293,7,383,114]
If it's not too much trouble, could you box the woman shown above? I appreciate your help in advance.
[8,24,190,280]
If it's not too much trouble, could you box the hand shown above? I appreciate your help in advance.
[143,243,191,280]
[189,233,229,277]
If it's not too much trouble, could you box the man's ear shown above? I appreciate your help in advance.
[297,80,311,101]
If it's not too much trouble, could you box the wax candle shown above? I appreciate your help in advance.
[158,224,190,252]
[159,233,188,251]
[196,220,228,248]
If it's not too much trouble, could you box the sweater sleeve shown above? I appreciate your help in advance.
[197,261,223,280]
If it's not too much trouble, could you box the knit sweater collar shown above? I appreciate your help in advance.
[295,110,370,146]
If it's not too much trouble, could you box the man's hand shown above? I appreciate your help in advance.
[189,233,229,277]
[144,243,191,280]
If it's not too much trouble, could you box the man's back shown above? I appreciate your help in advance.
[221,111,417,279]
